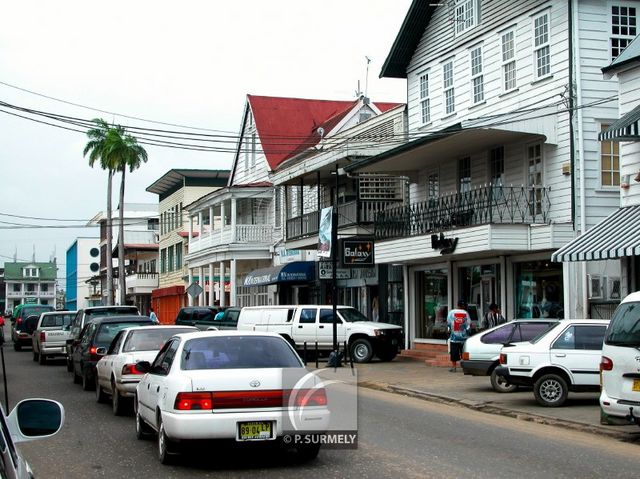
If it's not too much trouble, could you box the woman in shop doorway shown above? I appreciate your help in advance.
[372,296,379,322]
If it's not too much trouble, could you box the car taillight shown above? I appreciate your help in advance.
[600,356,613,371]
[17,318,22,325]
[122,363,145,375]
[288,388,328,407]
[499,353,507,365]
[174,392,213,411]
[89,346,97,355]
[40,331,45,342]
[462,352,470,361]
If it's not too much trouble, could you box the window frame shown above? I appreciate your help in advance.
[533,11,551,79]
[600,122,621,188]
[469,45,484,105]
[526,142,544,217]
[419,71,431,124]
[610,4,638,60]
[501,29,517,92]
[442,59,455,115]
[458,157,471,194]
[454,0,480,36]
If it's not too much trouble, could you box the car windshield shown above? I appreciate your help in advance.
[605,301,640,347]
[530,321,561,344]
[95,322,150,347]
[41,314,74,328]
[86,307,139,318]
[123,328,188,352]
[181,336,302,370]
[339,308,369,323]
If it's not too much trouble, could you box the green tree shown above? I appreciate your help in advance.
[83,119,115,305]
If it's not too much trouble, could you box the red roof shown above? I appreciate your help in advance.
[247,95,401,170]
[177,231,199,238]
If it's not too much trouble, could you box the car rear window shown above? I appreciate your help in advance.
[95,322,151,347]
[86,307,139,318]
[123,328,191,352]
[20,306,54,319]
[181,336,302,370]
[41,314,74,328]
[605,301,640,347]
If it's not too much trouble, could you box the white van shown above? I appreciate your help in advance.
[600,291,640,426]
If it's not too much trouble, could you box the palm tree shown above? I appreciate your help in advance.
[102,125,149,304]
[83,119,116,306]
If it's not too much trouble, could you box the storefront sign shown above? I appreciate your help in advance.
[318,262,351,280]
[274,247,304,264]
[342,239,374,266]
[350,267,378,281]
[431,233,458,255]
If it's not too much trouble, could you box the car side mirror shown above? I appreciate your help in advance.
[96,347,107,356]
[7,399,65,444]
[136,361,151,374]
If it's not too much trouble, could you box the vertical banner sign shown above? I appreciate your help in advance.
[318,206,333,258]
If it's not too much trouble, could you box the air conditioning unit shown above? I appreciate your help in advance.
[588,274,603,299]
[154,233,160,243]
[607,276,621,300]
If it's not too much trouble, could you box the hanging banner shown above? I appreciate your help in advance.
[317,206,333,258]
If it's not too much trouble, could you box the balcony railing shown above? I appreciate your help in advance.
[375,185,551,240]
[286,200,402,240]
[189,224,279,254]
[126,272,159,292]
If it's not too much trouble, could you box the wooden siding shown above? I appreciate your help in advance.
[618,68,640,207]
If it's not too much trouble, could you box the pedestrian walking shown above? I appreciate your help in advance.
[149,307,159,324]
[447,299,471,372]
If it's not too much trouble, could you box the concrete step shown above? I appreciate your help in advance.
[425,357,455,368]
[413,343,448,352]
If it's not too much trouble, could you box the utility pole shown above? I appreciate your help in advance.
[329,163,343,367]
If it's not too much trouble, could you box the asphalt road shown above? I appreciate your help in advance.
[2,337,640,479]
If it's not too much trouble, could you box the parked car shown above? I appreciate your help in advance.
[461,319,558,392]
[11,304,55,351]
[0,398,65,479]
[95,325,197,415]
[600,291,640,426]
[174,306,241,330]
[65,306,140,372]
[494,319,610,407]
[236,305,402,362]
[70,315,153,391]
[135,330,330,464]
[31,310,76,364]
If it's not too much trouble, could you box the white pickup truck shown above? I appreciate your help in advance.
[236,305,403,363]
[32,311,77,365]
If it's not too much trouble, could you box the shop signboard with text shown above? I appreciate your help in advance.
[341,239,374,267]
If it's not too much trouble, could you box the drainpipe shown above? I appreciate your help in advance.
[572,0,589,318]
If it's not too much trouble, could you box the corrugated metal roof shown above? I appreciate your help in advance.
[599,103,640,140]
[602,34,640,74]
[551,205,640,262]
[3,262,57,280]
[146,169,231,195]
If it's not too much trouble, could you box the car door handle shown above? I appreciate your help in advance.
[298,325,303,328]
[319,325,324,329]
[554,353,566,358]
[156,386,160,393]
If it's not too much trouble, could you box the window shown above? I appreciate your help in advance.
[601,124,620,187]
[470,46,484,104]
[26,284,35,293]
[427,173,439,205]
[22,268,38,278]
[90,247,100,257]
[611,5,637,60]
[175,242,182,269]
[552,325,606,350]
[419,72,430,124]
[458,157,471,194]
[12,284,20,293]
[299,309,317,324]
[501,30,516,91]
[167,245,174,273]
[319,309,338,324]
[527,143,543,216]
[41,284,48,292]
[454,0,479,35]
[443,60,455,115]
[481,325,515,344]
[160,248,167,274]
[489,146,504,186]
[533,12,550,78]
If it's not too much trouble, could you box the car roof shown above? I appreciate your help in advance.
[171,330,285,341]
[557,318,610,324]
[41,310,77,316]
[621,291,640,303]
[88,315,152,325]
[82,306,139,312]
[120,325,197,334]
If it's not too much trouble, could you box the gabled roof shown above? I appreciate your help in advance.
[4,262,57,281]
[380,1,437,79]
[602,34,640,74]
[247,95,401,170]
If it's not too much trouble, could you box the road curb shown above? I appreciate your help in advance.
[358,380,637,441]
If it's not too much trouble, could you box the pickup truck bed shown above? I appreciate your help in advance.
[32,311,76,365]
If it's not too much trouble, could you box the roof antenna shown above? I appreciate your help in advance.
[364,56,371,99]
[355,80,362,99]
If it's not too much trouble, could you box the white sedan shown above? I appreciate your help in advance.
[134,330,331,464]
[95,325,197,415]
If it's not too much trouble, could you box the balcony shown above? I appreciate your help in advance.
[188,224,279,254]
[286,200,402,240]
[375,185,551,240]
[126,272,159,294]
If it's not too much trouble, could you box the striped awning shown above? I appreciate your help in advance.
[552,205,640,262]
[599,104,640,141]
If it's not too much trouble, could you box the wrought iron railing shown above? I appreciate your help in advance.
[375,185,551,240]
[286,200,401,240]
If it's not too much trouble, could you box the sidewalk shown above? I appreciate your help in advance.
[344,357,640,440]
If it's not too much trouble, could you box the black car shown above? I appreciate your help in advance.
[11,305,55,351]
[175,306,240,330]
[70,315,153,391]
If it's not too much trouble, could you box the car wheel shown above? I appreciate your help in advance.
[82,368,95,391]
[296,443,321,462]
[350,338,373,363]
[95,376,109,403]
[135,398,153,440]
[490,368,517,393]
[112,379,129,416]
[157,416,177,465]
[376,349,398,362]
[66,356,73,372]
[32,351,38,362]
[13,342,21,352]
[38,352,46,365]
[534,373,568,407]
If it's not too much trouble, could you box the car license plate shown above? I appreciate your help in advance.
[633,379,640,392]
[238,421,273,441]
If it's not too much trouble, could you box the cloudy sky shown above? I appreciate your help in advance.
[0,0,410,284]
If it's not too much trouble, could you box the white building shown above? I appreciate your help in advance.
[4,261,57,309]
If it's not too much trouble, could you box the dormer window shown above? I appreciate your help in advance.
[454,0,480,36]
[23,267,39,278]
